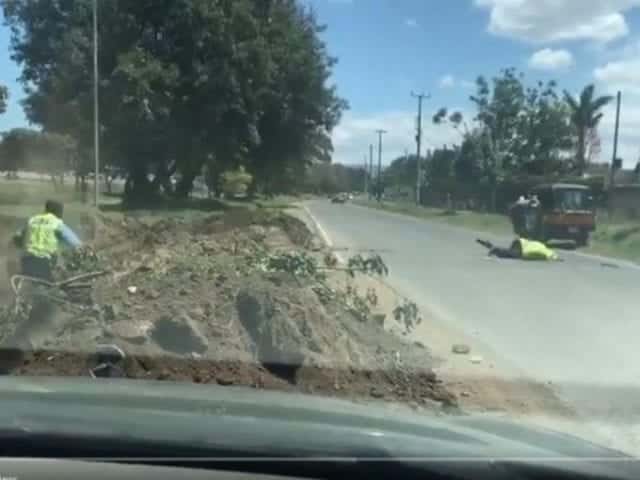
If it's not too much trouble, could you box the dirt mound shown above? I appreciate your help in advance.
[0,208,457,412]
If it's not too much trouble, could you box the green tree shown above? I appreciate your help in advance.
[2,0,346,202]
[384,154,419,188]
[303,163,364,194]
[221,166,253,197]
[426,147,456,183]
[563,84,613,174]
[514,81,574,175]
[0,85,7,115]
[0,128,38,173]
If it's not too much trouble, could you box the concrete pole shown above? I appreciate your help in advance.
[93,0,100,207]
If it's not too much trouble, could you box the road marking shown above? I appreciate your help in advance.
[301,205,345,263]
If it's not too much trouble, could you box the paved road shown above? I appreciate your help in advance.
[305,199,640,454]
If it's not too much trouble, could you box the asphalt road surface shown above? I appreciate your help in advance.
[305,199,640,455]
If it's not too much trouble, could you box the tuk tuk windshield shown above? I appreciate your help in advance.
[556,189,590,211]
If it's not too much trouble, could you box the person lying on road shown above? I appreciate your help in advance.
[476,237,559,261]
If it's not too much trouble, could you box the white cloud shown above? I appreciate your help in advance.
[528,48,574,70]
[439,74,456,88]
[597,101,640,167]
[593,45,640,167]
[438,75,474,89]
[330,110,463,165]
[404,18,418,28]
[594,59,640,94]
[475,0,639,43]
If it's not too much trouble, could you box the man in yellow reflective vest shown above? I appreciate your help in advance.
[12,200,83,282]
[477,237,559,261]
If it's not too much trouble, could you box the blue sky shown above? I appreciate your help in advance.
[2,1,640,166]
[307,0,640,167]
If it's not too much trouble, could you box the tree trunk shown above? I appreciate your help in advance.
[123,163,156,206]
[576,128,586,175]
[175,171,197,199]
[80,175,88,204]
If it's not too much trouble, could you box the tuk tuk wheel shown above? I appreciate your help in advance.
[576,232,589,247]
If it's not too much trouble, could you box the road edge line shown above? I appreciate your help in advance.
[301,204,345,263]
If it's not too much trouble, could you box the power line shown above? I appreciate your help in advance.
[610,90,622,190]
[369,144,374,200]
[93,0,100,208]
[363,154,368,193]
[375,129,387,202]
[411,91,430,205]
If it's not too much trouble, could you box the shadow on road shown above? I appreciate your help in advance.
[548,240,578,251]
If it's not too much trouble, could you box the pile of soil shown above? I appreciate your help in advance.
[0,208,457,412]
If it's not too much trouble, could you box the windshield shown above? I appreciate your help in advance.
[0,0,639,464]
[556,189,590,211]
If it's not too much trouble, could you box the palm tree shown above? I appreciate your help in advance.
[564,84,613,174]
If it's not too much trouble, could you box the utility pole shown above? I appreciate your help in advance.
[93,0,100,207]
[375,129,387,202]
[411,91,430,205]
[363,154,368,194]
[610,91,622,190]
[369,143,374,200]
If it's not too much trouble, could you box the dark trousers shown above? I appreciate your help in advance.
[20,255,54,282]
[17,255,56,336]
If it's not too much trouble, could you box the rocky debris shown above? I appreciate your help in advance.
[452,344,471,355]
[102,304,119,322]
[107,320,149,345]
[0,208,457,412]
[150,313,209,355]
[236,281,363,377]
[370,387,385,398]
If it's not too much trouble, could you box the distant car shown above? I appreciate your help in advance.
[331,194,347,204]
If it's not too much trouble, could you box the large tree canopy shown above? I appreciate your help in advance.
[2,0,347,201]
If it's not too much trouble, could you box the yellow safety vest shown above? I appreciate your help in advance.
[519,238,558,261]
[25,213,62,259]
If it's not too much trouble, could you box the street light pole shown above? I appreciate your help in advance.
[411,91,430,205]
[375,129,387,202]
[368,144,374,200]
[610,90,622,189]
[363,154,368,194]
[93,0,100,207]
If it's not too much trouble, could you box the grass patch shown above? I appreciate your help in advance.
[587,223,640,263]
[0,179,96,230]
[0,179,80,206]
